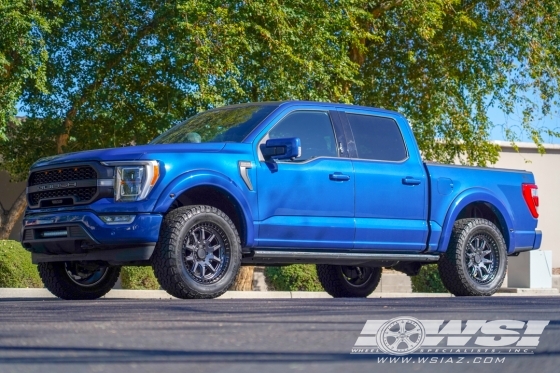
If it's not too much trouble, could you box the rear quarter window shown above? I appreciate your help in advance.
[346,114,407,161]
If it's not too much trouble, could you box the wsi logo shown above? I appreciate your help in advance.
[352,317,549,356]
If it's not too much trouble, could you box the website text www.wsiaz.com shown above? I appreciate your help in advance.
[374,356,506,364]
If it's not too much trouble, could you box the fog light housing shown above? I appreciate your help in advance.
[99,215,136,225]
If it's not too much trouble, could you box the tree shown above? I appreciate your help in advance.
[0,0,61,239]
[1,1,560,283]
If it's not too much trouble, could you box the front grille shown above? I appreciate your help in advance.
[29,187,97,206]
[29,166,97,186]
[28,165,101,208]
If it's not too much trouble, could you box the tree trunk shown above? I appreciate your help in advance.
[0,190,27,240]
[230,266,254,291]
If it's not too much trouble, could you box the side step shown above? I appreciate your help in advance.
[243,250,440,266]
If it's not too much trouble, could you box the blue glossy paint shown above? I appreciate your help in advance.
[23,212,162,244]
[23,101,541,258]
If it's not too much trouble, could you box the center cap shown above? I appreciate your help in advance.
[197,248,207,259]
[474,254,481,263]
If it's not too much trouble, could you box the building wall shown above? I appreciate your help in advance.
[490,142,560,268]
[1,143,558,267]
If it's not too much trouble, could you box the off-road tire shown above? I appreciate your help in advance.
[438,218,507,296]
[316,264,382,298]
[38,262,120,300]
[151,205,242,299]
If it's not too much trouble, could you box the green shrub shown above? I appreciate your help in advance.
[120,266,160,290]
[410,264,448,293]
[0,240,43,288]
[264,265,323,291]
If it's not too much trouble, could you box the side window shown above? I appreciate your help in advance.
[268,111,338,161]
[346,114,407,161]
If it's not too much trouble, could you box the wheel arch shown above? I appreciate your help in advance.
[153,170,255,247]
[437,189,514,254]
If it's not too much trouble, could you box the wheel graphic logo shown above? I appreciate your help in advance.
[376,317,425,355]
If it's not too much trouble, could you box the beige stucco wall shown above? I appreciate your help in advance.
[0,170,27,240]
[490,142,560,268]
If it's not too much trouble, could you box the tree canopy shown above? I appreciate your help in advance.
[2,0,560,183]
[0,0,61,131]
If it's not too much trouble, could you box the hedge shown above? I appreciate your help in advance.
[264,264,323,291]
[120,266,160,290]
[0,240,43,288]
[410,264,448,293]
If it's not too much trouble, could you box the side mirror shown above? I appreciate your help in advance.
[260,137,301,160]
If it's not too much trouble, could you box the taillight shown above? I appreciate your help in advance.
[522,183,539,218]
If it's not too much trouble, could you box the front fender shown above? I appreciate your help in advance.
[436,188,515,254]
[153,170,255,247]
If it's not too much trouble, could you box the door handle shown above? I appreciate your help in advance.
[402,177,421,185]
[329,172,350,181]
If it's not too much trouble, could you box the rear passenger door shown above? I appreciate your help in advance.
[339,110,429,251]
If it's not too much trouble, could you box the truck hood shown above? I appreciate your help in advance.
[31,143,227,168]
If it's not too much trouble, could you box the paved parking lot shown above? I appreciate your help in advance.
[0,297,559,373]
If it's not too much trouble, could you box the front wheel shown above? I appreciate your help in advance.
[151,205,242,299]
[38,261,120,300]
[316,265,382,298]
[438,218,507,296]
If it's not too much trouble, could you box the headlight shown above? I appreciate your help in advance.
[101,161,160,202]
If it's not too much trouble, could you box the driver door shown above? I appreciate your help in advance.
[255,110,355,249]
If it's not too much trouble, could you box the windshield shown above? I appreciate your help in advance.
[150,104,278,144]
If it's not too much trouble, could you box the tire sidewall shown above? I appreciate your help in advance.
[39,262,120,300]
[169,208,241,295]
[458,222,507,294]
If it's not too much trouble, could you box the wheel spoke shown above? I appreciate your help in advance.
[191,261,199,273]
[476,265,484,279]
[206,233,216,243]
[209,254,222,263]
[210,244,221,252]
[385,331,401,338]
[389,338,402,349]
[207,262,217,272]
[401,337,414,349]
[405,327,420,337]
[191,232,199,244]
[200,263,206,278]
[398,320,407,333]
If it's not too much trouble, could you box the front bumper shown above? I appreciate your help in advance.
[21,211,163,263]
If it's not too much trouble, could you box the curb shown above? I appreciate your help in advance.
[0,288,558,300]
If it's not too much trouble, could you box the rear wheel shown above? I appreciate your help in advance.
[151,205,242,299]
[438,218,507,296]
[316,264,381,298]
[38,261,120,300]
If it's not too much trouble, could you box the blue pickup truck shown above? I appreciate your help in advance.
[21,101,541,299]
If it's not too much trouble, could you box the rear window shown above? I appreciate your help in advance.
[346,114,407,161]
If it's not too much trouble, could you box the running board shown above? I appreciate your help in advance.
[243,250,440,266]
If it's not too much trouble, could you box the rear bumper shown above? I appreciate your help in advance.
[510,229,542,255]
[533,230,543,250]
[21,211,162,263]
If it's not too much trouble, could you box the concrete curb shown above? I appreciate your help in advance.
[0,288,558,300]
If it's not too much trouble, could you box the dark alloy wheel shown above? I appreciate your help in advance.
[151,205,241,299]
[438,218,507,296]
[38,261,120,300]
[317,264,382,298]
